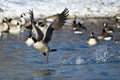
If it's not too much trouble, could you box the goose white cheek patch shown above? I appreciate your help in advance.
[25,38,34,47]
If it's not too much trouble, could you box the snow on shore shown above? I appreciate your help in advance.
[0,0,120,18]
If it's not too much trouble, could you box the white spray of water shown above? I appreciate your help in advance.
[93,45,115,63]
[76,56,85,64]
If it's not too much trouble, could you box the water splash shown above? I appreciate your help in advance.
[93,45,116,63]
[76,56,85,64]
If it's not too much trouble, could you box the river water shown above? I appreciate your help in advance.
[0,18,120,80]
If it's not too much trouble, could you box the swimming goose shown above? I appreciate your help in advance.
[0,17,9,37]
[74,22,87,34]
[71,15,77,30]
[103,22,114,33]
[26,8,69,63]
[23,20,46,33]
[113,22,120,28]
[23,16,46,29]
[8,13,26,25]
[7,21,21,34]
[98,29,113,41]
[86,32,99,46]
[115,23,120,28]
[115,14,120,23]
[115,39,120,43]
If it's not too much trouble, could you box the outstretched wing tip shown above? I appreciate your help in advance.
[50,8,69,29]
[29,9,35,22]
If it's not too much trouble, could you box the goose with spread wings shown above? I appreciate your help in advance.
[26,8,69,63]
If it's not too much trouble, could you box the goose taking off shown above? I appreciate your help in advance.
[26,8,69,64]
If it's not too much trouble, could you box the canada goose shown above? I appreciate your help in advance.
[86,32,99,46]
[115,13,120,23]
[116,23,120,28]
[115,39,120,43]
[71,15,77,30]
[74,22,87,34]
[8,13,26,25]
[23,20,45,33]
[103,22,114,33]
[26,8,69,63]
[98,29,113,41]
[0,17,9,37]
[113,22,120,28]
[7,21,21,34]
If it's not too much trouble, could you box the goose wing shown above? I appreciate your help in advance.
[44,8,69,44]
[50,8,69,30]
[29,10,44,41]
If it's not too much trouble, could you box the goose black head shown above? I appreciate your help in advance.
[7,18,12,22]
[90,32,94,36]
[78,22,82,26]
[23,13,26,16]
[17,22,20,25]
[20,14,23,17]
[73,20,76,24]
[2,17,8,23]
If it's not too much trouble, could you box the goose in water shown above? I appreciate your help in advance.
[115,39,120,43]
[86,32,99,46]
[114,23,120,28]
[24,18,46,31]
[98,29,113,41]
[7,21,21,34]
[0,17,9,37]
[115,14,120,23]
[8,13,26,25]
[26,8,69,63]
[71,15,77,30]
[113,17,120,28]
[103,22,114,33]
[74,22,87,34]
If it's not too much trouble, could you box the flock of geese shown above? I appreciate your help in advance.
[0,8,120,63]
[0,8,69,64]
[71,15,120,46]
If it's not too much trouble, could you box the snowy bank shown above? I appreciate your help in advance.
[0,0,120,18]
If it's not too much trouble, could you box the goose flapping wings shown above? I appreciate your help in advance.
[28,8,69,64]
[29,9,44,41]
[44,8,69,44]
[29,8,69,44]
